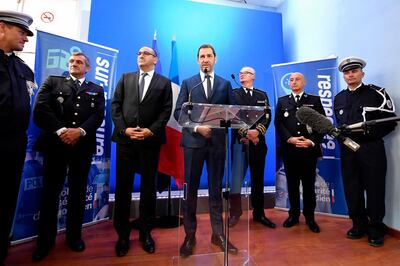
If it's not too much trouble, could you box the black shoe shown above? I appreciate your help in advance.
[229,215,240,228]
[66,239,86,252]
[139,232,155,254]
[211,234,238,255]
[115,238,130,257]
[346,227,366,239]
[32,245,53,262]
[254,216,276,228]
[179,234,196,257]
[368,235,384,247]
[283,216,299,228]
[306,220,320,233]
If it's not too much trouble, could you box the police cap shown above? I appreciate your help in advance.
[338,56,366,72]
[0,10,34,36]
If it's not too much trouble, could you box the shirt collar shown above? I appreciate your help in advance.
[140,69,155,78]
[70,75,86,84]
[292,91,304,98]
[348,83,363,91]
[200,71,214,80]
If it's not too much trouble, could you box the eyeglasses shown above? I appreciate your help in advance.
[137,51,156,57]
[239,71,254,76]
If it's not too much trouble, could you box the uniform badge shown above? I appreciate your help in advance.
[339,109,344,115]
[387,100,393,109]
[57,96,64,103]
[284,111,289,117]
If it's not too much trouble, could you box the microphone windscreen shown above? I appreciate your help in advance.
[296,106,333,134]
[231,74,235,80]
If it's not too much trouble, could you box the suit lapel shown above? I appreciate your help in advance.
[64,77,77,93]
[195,74,207,101]
[142,73,158,102]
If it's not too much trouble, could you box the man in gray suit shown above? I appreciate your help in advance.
[174,44,237,257]
[111,46,172,257]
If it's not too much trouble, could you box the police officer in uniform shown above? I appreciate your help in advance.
[32,52,105,261]
[228,67,275,229]
[0,10,34,265]
[275,72,325,233]
[334,56,397,247]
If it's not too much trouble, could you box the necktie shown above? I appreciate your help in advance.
[206,74,212,101]
[75,79,81,90]
[139,72,147,102]
[295,94,300,103]
[246,89,252,104]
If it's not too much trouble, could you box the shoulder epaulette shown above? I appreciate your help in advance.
[368,84,382,90]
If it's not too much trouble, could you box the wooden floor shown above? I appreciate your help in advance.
[6,209,400,266]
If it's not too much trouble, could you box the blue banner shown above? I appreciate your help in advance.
[11,30,118,243]
[272,58,348,215]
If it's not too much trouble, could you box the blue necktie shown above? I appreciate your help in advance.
[206,74,212,101]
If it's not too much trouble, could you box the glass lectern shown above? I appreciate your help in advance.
[173,102,269,266]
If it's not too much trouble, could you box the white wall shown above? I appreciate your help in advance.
[3,0,90,68]
[279,0,400,230]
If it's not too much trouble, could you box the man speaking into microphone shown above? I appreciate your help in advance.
[334,56,397,247]
[174,44,236,257]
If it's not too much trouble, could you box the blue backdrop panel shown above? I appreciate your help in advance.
[272,58,348,215]
[11,31,118,242]
[88,0,284,192]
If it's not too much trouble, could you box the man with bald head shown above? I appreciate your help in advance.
[228,66,275,229]
[111,46,172,256]
[0,10,34,265]
[274,72,325,233]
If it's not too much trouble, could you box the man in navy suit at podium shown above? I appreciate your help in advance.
[174,44,237,257]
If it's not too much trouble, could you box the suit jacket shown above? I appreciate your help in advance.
[33,76,105,153]
[232,87,271,148]
[174,73,235,149]
[275,92,325,157]
[111,71,172,146]
[0,50,34,137]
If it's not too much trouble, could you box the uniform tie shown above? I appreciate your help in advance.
[139,72,147,102]
[245,88,252,104]
[206,74,212,101]
[75,79,81,90]
[295,94,300,103]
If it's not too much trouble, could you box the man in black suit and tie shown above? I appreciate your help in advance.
[228,66,276,229]
[111,46,172,256]
[32,52,105,262]
[274,72,325,233]
[0,10,34,265]
[174,44,237,257]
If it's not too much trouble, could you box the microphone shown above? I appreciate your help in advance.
[342,116,400,132]
[231,73,241,87]
[296,106,360,152]
[188,68,208,114]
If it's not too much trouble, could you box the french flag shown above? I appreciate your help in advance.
[156,35,184,188]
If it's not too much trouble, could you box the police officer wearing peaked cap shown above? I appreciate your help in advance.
[0,10,34,36]
[334,56,397,247]
[0,9,35,265]
[338,56,366,72]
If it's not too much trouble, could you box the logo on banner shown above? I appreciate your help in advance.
[46,46,82,71]
[280,72,293,95]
